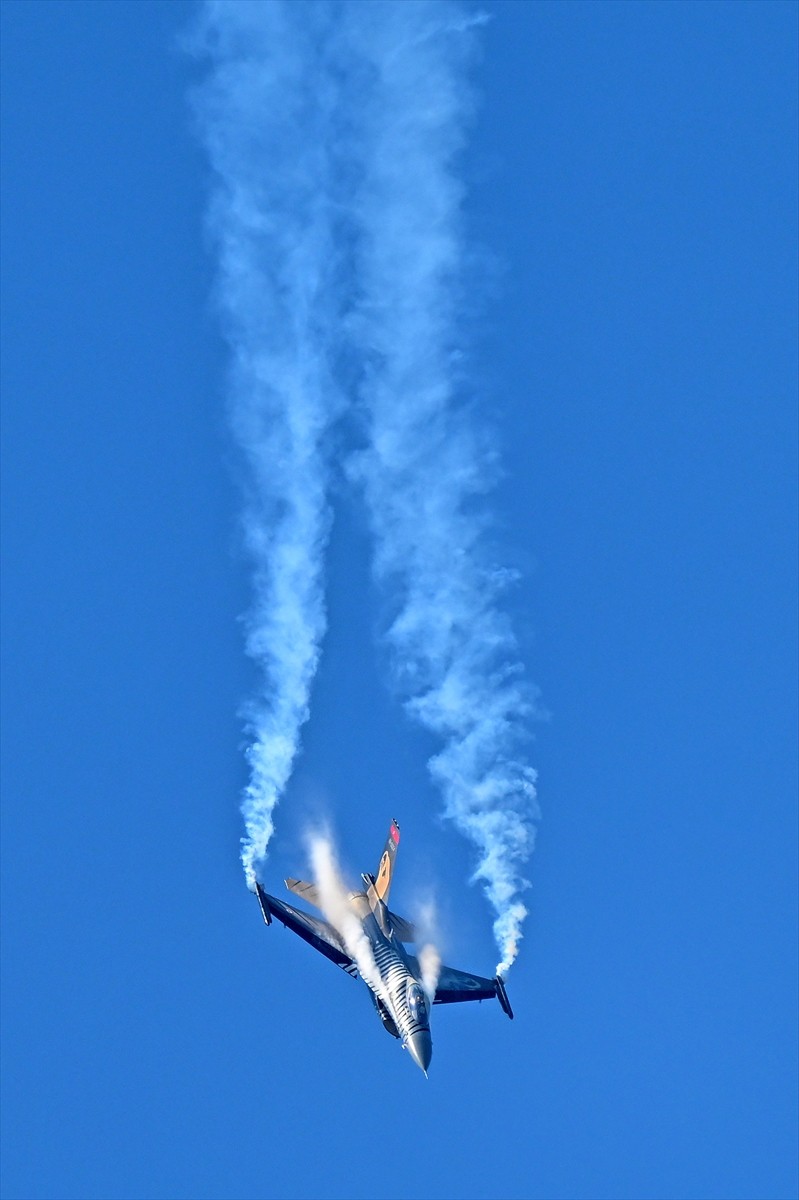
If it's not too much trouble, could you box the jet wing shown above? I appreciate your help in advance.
[433,964,498,1004]
[406,956,512,1015]
[254,885,358,979]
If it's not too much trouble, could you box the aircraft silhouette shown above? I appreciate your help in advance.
[254,820,513,1075]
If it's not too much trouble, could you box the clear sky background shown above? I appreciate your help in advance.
[1,3,797,1200]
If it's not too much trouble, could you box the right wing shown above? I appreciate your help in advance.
[406,958,514,1017]
[433,964,497,1004]
[254,884,358,979]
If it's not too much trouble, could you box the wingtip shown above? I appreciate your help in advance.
[495,974,514,1020]
[254,883,272,926]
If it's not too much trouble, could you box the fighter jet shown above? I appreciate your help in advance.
[253,820,513,1075]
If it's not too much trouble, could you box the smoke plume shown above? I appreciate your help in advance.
[191,1,539,970]
[308,831,387,1001]
[190,3,344,888]
[418,944,442,1008]
[413,898,443,1004]
[342,4,539,974]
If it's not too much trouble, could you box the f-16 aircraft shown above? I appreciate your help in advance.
[253,820,513,1075]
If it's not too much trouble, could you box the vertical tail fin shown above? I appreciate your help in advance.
[374,819,400,903]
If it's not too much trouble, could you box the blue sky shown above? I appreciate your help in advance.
[1,3,797,1200]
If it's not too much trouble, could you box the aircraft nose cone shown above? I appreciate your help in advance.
[407,1030,432,1075]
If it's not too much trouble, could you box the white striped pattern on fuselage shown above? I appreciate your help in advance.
[359,912,429,1044]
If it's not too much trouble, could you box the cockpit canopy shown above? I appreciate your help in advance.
[407,982,429,1026]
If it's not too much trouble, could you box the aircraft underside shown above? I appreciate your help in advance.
[252,820,513,1075]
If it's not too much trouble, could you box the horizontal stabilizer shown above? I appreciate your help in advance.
[285,878,321,909]
[387,910,416,942]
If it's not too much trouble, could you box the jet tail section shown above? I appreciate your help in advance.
[387,910,416,942]
[374,819,400,903]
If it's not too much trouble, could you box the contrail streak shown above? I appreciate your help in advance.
[191,1,539,969]
[343,3,539,974]
[190,3,343,887]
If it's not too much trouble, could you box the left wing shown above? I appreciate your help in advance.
[254,884,358,979]
[374,819,400,903]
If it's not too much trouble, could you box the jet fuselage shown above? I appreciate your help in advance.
[347,888,433,1073]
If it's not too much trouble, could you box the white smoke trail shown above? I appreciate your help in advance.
[343,3,539,974]
[308,832,388,1002]
[189,3,344,887]
[413,898,442,1005]
[418,944,442,1008]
